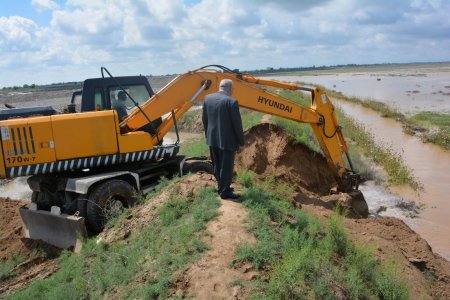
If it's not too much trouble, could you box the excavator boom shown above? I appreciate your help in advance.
[121,66,357,191]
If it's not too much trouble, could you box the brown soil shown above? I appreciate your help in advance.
[236,123,336,195]
[0,123,448,299]
[181,199,257,299]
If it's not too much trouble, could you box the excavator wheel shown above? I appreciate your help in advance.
[182,160,214,175]
[31,191,49,210]
[86,179,136,234]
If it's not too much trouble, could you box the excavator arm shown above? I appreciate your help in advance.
[121,65,358,192]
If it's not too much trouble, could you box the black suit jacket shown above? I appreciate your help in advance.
[202,91,244,151]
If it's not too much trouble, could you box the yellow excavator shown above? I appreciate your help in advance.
[0,65,367,250]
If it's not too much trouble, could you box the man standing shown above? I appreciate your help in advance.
[202,79,244,199]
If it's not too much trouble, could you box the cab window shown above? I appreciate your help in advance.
[109,85,150,114]
[94,88,104,110]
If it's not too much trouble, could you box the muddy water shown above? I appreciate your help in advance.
[265,70,450,259]
[335,100,450,259]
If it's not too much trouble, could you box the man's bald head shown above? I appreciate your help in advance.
[219,79,233,95]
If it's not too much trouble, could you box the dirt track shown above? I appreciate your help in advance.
[0,92,449,297]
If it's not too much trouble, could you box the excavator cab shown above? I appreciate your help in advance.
[67,76,154,114]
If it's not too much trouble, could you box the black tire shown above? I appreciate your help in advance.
[182,161,214,175]
[31,191,51,210]
[86,179,136,234]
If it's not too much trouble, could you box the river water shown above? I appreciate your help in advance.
[267,64,450,260]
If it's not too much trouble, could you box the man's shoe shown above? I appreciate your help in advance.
[217,187,234,193]
[220,192,240,200]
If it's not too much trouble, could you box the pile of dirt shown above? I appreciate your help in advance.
[236,123,336,195]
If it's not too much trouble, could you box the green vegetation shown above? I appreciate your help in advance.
[234,174,410,299]
[178,138,209,156]
[407,112,450,150]
[177,109,202,132]
[241,110,264,130]
[0,256,24,282]
[269,90,322,153]
[8,183,220,299]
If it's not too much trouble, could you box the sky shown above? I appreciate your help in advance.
[1,0,449,87]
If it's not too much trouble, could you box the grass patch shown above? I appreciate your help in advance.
[407,112,450,150]
[241,110,264,130]
[0,256,25,282]
[8,181,220,300]
[177,109,202,132]
[178,138,209,156]
[235,176,410,299]
[236,170,256,188]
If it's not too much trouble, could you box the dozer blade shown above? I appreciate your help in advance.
[19,206,87,252]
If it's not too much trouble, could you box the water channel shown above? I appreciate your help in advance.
[267,66,450,259]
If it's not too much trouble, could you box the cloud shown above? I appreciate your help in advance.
[32,0,60,11]
[0,0,449,87]
[0,16,40,51]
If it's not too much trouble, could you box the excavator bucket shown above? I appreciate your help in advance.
[19,205,87,252]
[348,190,369,218]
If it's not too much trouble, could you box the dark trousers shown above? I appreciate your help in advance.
[209,146,235,195]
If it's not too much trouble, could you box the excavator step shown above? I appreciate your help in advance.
[19,205,87,252]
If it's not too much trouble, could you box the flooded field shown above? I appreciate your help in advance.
[267,64,450,259]
[269,63,450,114]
